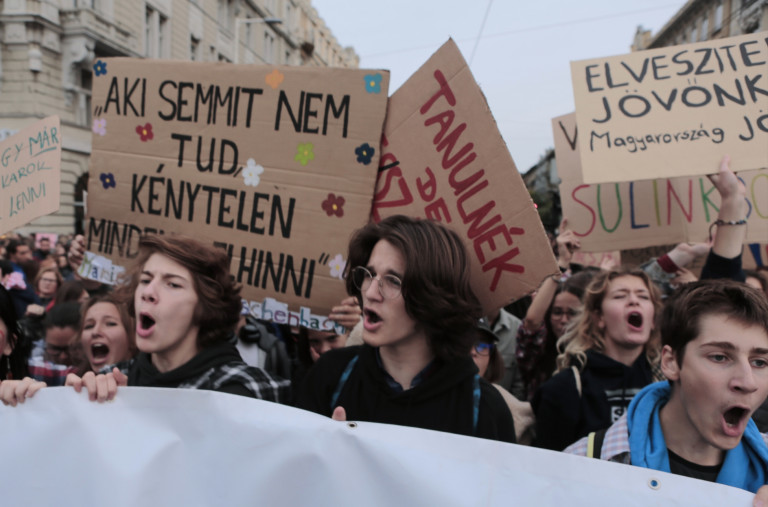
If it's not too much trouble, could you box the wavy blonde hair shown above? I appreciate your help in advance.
[555,269,662,374]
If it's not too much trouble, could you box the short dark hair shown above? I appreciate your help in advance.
[661,279,768,366]
[345,215,482,361]
[0,285,27,379]
[44,302,82,330]
[116,234,241,348]
[6,239,29,257]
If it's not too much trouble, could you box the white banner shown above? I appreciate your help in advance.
[0,388,755,506]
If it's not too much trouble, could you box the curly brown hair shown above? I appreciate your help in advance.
[115,234,242,348]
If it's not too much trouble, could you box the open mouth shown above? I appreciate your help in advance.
[627,312,643,328]
[724,406,748,427]
[139,313,156,330]
[364,309,382,324]
[91,343,110,360]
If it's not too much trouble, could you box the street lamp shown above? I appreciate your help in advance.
[234,17,282,64]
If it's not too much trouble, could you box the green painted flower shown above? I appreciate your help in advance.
[294,142,315,165]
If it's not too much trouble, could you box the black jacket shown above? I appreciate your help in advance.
[128,342,290,402]
[532,349,653,451]
[295,344,515,443]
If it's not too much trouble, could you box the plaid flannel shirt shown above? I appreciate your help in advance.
[175,361,290,403]
[565,414,768,463]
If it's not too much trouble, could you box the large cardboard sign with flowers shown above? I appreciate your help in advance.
[84,58,389,329]
[371,40,557,312]
[570,31,768,184]
[0,116,61,235]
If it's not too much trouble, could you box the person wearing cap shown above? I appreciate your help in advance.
[472,319,534,444]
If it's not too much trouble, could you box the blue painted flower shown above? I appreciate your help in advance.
[364,73,383,94]
[100,172,116,189]
[93,60,107,76]
[355,143,375,165]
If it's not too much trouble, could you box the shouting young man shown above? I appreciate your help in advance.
[566,279,768,495]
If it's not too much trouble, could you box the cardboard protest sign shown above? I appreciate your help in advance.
[85,59,389,329]
[571,31,768,183]
[553,113,768,252]
[0,116,61,235]
[372,40,557,313]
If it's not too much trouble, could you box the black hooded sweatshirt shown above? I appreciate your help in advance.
[128,342,290,402]
[295,344,515,443]
[531,349,653,451]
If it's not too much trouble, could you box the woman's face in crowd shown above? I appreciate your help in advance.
[598,275,655,354]
[550,291,581,338]
[134,253,200,367]
[308,329,347,362]
[37,270,59,297]
[360,240,424,351]
[81,302,131,372]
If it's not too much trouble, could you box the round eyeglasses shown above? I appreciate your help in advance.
[351,266,403,299]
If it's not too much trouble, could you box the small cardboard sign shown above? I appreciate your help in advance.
[84,59,389,329]
[0,116,61,235]
[571,31,768,183]
[553,113,768,252]
[372,40,557,313]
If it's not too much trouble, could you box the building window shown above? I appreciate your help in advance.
[190,37,200,61]
[264,32,275,63]
[145,5,168,58]
[714,3,723,32]
[701,16,709,40]
[218,0,234,31]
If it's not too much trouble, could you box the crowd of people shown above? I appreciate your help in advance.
[1,156,768,499]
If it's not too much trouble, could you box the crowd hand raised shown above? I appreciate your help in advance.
[555,219,580,266]
[328,296,362,330]
[667,242,711,268]
[67,234,86,272]
[66,367,128,403]
[599,254,619,272]
[0,377,46,406]
[707,155,746,205]
[671,267,698,286]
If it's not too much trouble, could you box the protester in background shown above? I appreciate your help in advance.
[296,215,515,443]
[54,243,74,281]
[486,306,524,399]
[516,270,593,401]
[65,234,289,403]
[640,242,710,297]
[33,236,52,262]
[532,269,662,451]
[26,302,80,386]
[34,267,62,310]
[472,319,534,444]
[70,295,136,376]
[54,280,90,306]
[5,239,40,317]
[566,280,768,495]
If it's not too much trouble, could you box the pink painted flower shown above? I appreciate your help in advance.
[92,118,107,136]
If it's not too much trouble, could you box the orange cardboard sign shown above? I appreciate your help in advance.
[372,40,557,313]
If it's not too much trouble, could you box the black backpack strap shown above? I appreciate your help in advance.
[586,428,608,459]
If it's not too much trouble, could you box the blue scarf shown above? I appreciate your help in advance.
[627,381,768,493]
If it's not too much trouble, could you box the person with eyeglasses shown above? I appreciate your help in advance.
[296,215,515,443]
[472,319,535,444]
[25,302,80,386]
